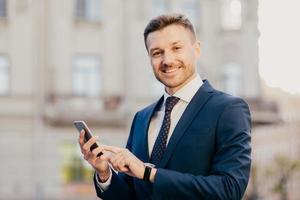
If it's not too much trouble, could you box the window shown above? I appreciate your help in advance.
[220,0,242,30]
[0,0,7,18]
[75,0,101,22]
[222,63,242,96]
[180,0,198,25]
[72,55,101,97]
[0,55,9,95]
[151,0,169,17]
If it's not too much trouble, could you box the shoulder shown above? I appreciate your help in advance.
[199,80,249,110]
[209,88,249,110]
[208,90,251,129]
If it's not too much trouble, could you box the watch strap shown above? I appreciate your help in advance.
[143,166,152,182]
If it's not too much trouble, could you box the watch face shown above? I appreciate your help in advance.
[144,163,156,168]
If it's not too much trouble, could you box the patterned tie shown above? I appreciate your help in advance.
[150,96,180,166]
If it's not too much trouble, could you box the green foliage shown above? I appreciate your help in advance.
[61,142,94,184]
[266,154,300,200]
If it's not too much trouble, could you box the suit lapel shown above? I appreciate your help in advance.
[158,80,214,168]
[138,96,164,162]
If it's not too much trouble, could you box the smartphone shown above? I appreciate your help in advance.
[74,120,103,157]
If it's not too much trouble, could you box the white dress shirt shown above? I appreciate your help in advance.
[96,74,203,191]
[147,75,203,155]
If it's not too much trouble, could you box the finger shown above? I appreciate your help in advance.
[119,165,129,172]
[84,151,92,160]
[98,153,110,162]
[96,145,112,156]
[110,154,126,172]
[78,130,85,146]
[100,145,123,154]
[109,153,122,165]
[117,159,130,173]
[91,147,104,158]
[109,153,122,170]
[82,136,98,153]
[110,154,129,172]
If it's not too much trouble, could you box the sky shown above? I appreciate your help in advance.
[258,0,300,94]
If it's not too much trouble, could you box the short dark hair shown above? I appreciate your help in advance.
[144,13,196,49]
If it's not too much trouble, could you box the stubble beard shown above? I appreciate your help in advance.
[154,63,196,94]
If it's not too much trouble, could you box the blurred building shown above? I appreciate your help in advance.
[0,0,266,199]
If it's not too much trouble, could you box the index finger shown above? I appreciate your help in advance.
[100,145,123,154]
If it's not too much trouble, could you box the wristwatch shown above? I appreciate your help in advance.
[143,163,155,182]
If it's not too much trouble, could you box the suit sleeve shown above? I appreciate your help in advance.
[152,98,252,200]
[94,113,138,200]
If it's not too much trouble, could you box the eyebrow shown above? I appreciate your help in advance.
[149,41,183,54]
[172,41,182,45]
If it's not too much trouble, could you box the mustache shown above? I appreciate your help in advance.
[160,61,184,69]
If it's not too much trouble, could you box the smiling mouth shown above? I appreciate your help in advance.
[163,67,180,73]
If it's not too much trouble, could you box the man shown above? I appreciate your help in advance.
[79,13,251,200]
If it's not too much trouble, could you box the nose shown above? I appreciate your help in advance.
[162,51,175,67]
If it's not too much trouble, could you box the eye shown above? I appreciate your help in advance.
[174,46,182,51]
[152,51,161,57]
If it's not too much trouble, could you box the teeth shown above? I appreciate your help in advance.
[165,68,178,73]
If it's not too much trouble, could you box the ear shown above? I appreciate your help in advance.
[194,41,201,58]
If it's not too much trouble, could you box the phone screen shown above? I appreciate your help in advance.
[74,121,102,156]
[74,121,93,142]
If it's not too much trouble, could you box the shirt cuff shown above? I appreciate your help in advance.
[95,168,112,192]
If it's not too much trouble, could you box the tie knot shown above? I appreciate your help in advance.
[165,96,180,112]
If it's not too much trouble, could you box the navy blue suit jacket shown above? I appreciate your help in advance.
[94,80,251,200]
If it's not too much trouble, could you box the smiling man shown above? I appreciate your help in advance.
[147,23,199,95]
[79,13,252,200]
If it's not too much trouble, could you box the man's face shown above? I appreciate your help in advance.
[146,24,201,95]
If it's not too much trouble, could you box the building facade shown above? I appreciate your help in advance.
[0,0,260,199]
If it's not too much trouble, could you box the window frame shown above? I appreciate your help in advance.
[0,54,10,96]
[71,54,102,97]
[220,0,243,31]
[222,62,242,96]
[74,0,101,23]
[0,0,7,19]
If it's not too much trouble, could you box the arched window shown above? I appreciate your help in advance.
[220,0,242,30]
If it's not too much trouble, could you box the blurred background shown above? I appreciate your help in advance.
[0,0,299,199]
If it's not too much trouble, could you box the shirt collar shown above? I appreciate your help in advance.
[163,74,203,104]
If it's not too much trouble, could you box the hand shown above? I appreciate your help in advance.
[78,130,111,182]
[98,145,146,179]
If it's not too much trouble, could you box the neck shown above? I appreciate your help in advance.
[165,73,197,95]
